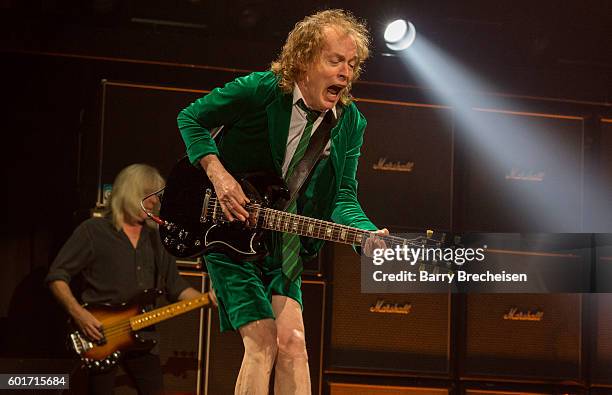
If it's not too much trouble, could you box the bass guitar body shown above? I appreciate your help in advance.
[68,289,160,371]
[68,289,211,371]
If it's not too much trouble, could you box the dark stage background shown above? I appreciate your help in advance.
[0,1,611,394]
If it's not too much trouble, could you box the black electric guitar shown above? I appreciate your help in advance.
[158,157,449,268]
[68,289,210,371]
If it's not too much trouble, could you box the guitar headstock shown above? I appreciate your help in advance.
[365,229,459,273]
[390,230,450,250]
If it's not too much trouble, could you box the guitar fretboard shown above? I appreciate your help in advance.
[130,294,210,331]
[207,197,439,250]
[258,207,369,246]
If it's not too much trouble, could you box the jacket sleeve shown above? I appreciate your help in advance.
[331,111,378,232]
[177,72,261,166]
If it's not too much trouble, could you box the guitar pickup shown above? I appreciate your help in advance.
[95,327,107,346]
[200,188,212,223]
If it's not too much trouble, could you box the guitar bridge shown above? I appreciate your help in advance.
[70,331,94,355]
[200,188,212,223]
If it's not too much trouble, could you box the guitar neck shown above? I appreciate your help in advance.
[130,294,210,331]
[257,207,439,251]
[259,207,369,246]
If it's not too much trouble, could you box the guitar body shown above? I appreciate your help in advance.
[69,289,211,371]
[159,157,289,259]
[77,304,147,359]
[68,290,160,371]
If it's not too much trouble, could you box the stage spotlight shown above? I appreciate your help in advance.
[384,19,416,51]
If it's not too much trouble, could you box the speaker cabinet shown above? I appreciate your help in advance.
[460,294,583,383]
[97,80,203,195]
[463,387,585,395]
[591,235,612,386]
[460,233,592,293]
[328,381,450,395]
[457,109,584,232]
[355,101,454,231]
[584,118,612,232]
[590,293,612,386]
[114,271,208,394]
[327,244,452,377]
[202,279,326,395]
[594,233,612,292]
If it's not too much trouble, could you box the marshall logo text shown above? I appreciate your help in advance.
[372,158,414,172]
[503,307,544,321]
[369,300,412,315]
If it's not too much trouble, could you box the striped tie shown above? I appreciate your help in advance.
[281,100,320,283]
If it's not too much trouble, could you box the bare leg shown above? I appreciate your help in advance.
[236,318,278,395]
[272,295,311,395]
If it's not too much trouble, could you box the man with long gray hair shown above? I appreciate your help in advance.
[46,163,203,395]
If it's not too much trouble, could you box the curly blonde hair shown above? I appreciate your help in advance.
[270,9,370,105]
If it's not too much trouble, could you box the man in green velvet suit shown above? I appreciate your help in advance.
[178,9,387,394]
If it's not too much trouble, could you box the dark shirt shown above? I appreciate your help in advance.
[46,217,189,304]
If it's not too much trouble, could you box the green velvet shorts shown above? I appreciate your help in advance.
[204,252,303,332]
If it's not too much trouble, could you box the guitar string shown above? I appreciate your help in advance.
[201,199,367,244]
[200,197,438,249]
[99,304,197,338]
[202,197,361,236]
[234,202,367,243]
[195,197,451,270]
[88,298,211,344]
[86,315,172,345]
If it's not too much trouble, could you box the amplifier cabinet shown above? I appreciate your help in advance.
[590,293,612,386]
[457,109,584,232]
[355,101,454,231]
[460,294,583,383]
[97,80,202,196]
[590,232,612,387]
[328,381,450,395]
[463,387,585,395]
[584,118,612,232]
[327,244,452,377]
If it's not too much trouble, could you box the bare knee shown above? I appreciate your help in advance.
[277,328,308,360]
[240,320,278,364]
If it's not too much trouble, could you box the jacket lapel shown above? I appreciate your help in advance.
[266,92,292,175]
[329,108,345,191]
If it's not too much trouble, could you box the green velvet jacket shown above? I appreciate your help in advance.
[178,71,377,256]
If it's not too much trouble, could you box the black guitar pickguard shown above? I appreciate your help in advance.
[159,157,288,260]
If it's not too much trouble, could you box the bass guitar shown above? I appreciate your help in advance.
[68,289,210,371]
[156,157,449,269]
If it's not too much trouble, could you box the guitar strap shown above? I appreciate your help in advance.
[275,107,339,211]
[211,108,339,211]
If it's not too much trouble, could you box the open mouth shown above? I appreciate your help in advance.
[326,84,345,100]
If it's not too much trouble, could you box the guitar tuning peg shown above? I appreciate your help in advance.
[426,230,433,238]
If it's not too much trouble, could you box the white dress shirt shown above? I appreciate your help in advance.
[281,85,336,178]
